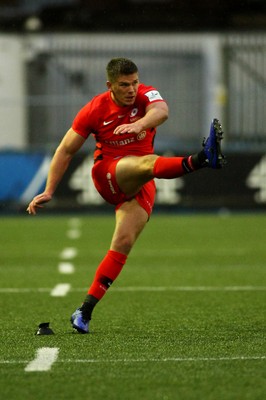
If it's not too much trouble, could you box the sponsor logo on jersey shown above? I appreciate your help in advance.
[106,172,116,194]
[105,137,135,147]
[130,108,138,117]
[144,90,163,102]
[137,131,146,141]
[103,120,114,126]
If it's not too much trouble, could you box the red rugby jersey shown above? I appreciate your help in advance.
[72,83,165,161]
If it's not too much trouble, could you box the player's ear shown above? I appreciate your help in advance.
[106,81,112,91]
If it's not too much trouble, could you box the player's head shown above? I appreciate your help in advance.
[106,58,139,107]
[106,58,138,83]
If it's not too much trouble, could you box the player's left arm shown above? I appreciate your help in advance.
[113,101,168,135]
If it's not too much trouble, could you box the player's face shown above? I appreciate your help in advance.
[107,73,139,107]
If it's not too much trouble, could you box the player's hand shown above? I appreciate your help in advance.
[113,122,143,135]
[26,192,52,215]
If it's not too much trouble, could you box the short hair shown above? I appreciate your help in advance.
[106,58,138,82]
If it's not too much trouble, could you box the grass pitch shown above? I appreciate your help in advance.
[1,213,265,399]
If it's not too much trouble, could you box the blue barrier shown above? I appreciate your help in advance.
[0,151,51,203]
[1,150,265,210]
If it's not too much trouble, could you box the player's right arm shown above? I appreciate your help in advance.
[27,128,86,215]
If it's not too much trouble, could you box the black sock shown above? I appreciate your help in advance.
[190,150,208,170]
[182,151,207,173]
[80,295,99,321]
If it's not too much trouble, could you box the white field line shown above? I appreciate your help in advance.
[2,355,265,367]
[66,229,81,239]
[24,347,59,372]
[68,218,82,228]
[1,286,266,294]
[59,247,77,260]
[110,286,266,292]
[63,355,266,364]
[58,262,75,274]
[0,288,51,293]
[50,284,71,297]
[61,249,250,257]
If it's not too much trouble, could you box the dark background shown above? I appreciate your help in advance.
[0,0,266,32]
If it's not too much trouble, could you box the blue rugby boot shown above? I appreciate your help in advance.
[71,308,89,334]
[203,118,226,169]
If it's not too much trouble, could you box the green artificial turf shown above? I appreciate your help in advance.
[1,213,265,399]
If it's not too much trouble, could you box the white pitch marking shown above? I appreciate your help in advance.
[3,355,264,367]
[58,262,74,274]
[108,286,266,292]
[1,360,27,364]
[60,247,77,259]
[66,229,81,239]
[68,218,82,228]
[25,347,59,372]
[0,288,50,293]
[57,355,266,364]
[1,286,266,294]
[133,248,247,256]
[50,283,71,297]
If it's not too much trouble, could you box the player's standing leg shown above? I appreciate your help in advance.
[71,200,148,333]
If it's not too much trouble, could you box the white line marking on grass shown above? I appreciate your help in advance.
[111,286,266,292]
[1,286,266,294]
[25,347,59,372]
[133,249,248,256]
[1,360,28,364]
[67,229,81,239]
[68,218,81,228]
[61,355,266,364]
[60,247,77,260]
[3,355,265,367]
[50,284,71,297]
[58,262,74,274]
[0,288,49,293]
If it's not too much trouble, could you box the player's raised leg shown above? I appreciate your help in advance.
[115,118,226,198]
